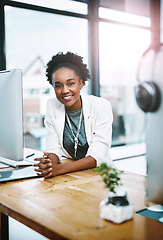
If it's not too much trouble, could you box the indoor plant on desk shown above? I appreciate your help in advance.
[95,163,134,223]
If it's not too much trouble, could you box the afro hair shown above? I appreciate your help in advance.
[46,52,91,85]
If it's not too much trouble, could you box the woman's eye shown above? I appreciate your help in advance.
[68,82,75,87]
[55,85,61,89]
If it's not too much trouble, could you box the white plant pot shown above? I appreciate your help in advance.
[99,187,134,224]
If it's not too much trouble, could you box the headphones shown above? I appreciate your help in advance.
[134,44,162,113]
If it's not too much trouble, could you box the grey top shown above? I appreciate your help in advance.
[63,108,89,160]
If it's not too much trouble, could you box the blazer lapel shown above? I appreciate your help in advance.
[81,94,92,145]
[54,102,65,147]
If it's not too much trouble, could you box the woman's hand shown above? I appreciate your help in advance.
[34,153,96,179]
[34,152,61,179]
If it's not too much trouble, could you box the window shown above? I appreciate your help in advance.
[5,6,88,70]
[99,21,151,146]
[5,5,88,150]
[3,1,154,150]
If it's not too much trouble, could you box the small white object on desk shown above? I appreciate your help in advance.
[99,187,134,224]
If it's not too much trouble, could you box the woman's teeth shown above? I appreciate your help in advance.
[63,95,72,100]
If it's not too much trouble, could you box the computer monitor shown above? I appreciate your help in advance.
[0,69,24,161]
[145,48,163,204]
[135,45,163,205]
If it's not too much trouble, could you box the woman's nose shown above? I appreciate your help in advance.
[62,85,69,93]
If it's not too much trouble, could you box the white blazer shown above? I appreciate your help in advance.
[44,93,113,166]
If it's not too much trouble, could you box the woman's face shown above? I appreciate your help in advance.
[52,67,83,111]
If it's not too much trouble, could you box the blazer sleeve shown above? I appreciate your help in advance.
[44,100,62,159]
[86,99,113,166]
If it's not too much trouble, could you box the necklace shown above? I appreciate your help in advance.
[65,109,83,158]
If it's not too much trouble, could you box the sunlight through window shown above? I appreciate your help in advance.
[99,7,151,27]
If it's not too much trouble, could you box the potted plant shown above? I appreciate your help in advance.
[95,163,134,223]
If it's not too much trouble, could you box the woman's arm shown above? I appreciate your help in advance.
[34,153,96,179]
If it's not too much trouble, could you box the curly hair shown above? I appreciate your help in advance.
[46,52,91,85]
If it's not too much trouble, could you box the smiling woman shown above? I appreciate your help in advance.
[34,52,114,179]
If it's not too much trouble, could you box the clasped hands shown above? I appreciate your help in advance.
[34,152,61,179]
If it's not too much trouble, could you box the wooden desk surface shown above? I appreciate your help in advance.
[0,168,163,240]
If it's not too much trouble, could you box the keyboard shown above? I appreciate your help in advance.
[0,156,34,168]
[0,162,9,169]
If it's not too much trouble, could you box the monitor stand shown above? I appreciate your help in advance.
[147,205,163,223]
[137,204,163,223]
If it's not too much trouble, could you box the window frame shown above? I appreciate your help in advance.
[1,0,152,94]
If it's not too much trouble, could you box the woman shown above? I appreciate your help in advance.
[34,52,113,178]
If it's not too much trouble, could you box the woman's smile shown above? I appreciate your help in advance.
[62,94,74,101]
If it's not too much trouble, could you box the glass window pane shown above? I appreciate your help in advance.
[99,22,151,146]
[5,6,88,150]
[10,0,88,14]
[5,6,88,70]
[99,7,151,27]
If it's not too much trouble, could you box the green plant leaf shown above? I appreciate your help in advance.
[95,163,123,193]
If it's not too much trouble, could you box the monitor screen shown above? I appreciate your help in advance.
[0,69,24,161]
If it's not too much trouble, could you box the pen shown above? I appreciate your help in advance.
[26,153,35,159]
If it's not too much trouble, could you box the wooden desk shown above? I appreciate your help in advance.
[0,168,163,240]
